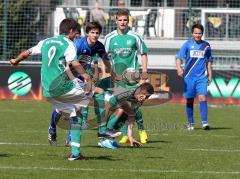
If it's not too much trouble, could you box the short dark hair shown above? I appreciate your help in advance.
[59,18,79,35]
[191,24,204,34]
[116,9,129,17]
[139,82,154,96]
[85,22,102,34]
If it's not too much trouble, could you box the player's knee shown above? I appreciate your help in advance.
[198,95,206,101]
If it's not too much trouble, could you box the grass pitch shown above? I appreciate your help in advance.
[0,100,239,179]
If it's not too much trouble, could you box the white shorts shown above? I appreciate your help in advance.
[47,86,93,117]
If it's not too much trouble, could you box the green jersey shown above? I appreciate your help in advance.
[29,34,78,97]
[104,29,148,76]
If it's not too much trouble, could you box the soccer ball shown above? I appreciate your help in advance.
[122,68,140,84]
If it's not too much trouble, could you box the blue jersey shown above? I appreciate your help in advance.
[74,37,107,71]
[74,37,107,60]
[176,39,213,79]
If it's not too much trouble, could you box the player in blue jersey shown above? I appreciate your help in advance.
[176,24,213,130]
[48,22,113,145]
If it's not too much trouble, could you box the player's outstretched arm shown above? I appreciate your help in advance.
[10,50,30,66]
[127,115,142,147]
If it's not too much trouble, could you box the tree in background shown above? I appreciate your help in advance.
[0,0,63,59]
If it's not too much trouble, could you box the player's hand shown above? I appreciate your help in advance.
[129,138,143,147]
[177,68,183,77]
[84,79,92,95]
[10,59,19,66]
[140,71,148,80]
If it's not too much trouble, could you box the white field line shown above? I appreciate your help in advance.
[149,132,240,138]
[185,148,240,152]
[0,142,48,146]
[0,130,46,134]
[0,109,34,112]
[0,166,239,175]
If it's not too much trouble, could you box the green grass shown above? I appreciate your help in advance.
[0,100,240,179]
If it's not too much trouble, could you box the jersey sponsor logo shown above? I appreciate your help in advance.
[114,48,132,59]
[190,50,204,58]
[46,40,64,46]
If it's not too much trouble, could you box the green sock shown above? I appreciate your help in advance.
[81,107,88,125]
[120,123,128,136]
[94,92,107,134]
[107,114,119,130]
[70,116,82,156]
[135,107,144,130]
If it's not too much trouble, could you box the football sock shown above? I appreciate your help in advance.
[120,124,128,136]
[81,106,88,125]
[49,110,59,134]
[70,116,82,156]
[200,101,208,125]
[94,92,107,134]
[135,107,144,130]
[107,114,119,130]
[186,102,194,125]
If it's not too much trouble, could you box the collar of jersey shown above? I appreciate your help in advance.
[117,27,129,35]
[191,38,203,45]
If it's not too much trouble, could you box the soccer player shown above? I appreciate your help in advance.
[48,22,114,145]
[104,9,149,144]
[10,18,92,160]
[98,82,154,148]
[176,24,213,130]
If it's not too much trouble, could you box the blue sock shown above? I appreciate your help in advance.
[48,110,59,134]
[200,101,208,125]
[186,102,194,125]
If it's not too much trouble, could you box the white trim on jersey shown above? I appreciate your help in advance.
[28,40,44,55]
[63,37,77,65]
[128,31,144,54]
[104,30,118,53]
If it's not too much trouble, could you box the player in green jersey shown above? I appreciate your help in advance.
[10,18,91,161]
[98,82,154,148]
[104,9,149,144]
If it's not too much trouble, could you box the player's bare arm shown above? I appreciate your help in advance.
[10,50,30,66]
[176,59,183,77]
[207,61,213,85]
[140,54,148,83]
[127,115,142,147]
[93,63,99,83]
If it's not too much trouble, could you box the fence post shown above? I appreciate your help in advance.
[2,0,9,61]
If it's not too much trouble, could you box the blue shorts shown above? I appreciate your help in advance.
[183,77,207,98]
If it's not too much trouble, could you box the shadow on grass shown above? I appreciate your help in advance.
[193,127,231,130]
[147,140,172,144]
[146,156,164,159]
[0,154,10,157]
[86,155,123,161]
[207,127,232,130]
